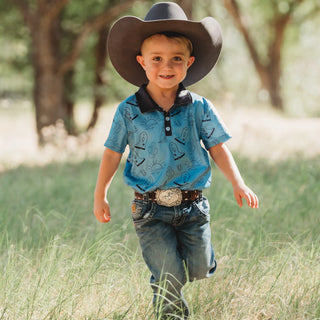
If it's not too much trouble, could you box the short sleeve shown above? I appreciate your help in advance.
[199,98,232,149]
[104,104,128,153]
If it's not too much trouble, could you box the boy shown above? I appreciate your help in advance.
[94,2,259,319]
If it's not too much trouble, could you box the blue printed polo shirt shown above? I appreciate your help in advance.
[105,84,231,193]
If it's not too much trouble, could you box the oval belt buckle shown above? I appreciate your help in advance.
[155,188,182,207]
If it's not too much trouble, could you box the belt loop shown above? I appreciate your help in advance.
[143,192,149,204]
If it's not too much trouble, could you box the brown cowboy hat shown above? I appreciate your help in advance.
[107,2,223,87]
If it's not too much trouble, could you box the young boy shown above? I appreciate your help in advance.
[94,2,258,319]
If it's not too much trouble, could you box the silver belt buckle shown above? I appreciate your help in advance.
[155,188,182,207]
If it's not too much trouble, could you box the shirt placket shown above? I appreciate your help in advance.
[164,111,172,136]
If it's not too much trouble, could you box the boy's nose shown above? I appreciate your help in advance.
[163,59,173,69]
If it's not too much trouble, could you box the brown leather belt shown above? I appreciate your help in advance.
[134,189,202,207]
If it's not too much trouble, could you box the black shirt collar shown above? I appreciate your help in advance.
[135,83,192,113]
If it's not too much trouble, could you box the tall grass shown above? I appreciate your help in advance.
[0,156,319,319]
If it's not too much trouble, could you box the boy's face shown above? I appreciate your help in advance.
[136,34,195,92]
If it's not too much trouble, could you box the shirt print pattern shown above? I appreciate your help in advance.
[105,90,231,193]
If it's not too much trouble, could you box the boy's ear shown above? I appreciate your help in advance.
[136,55,146,70]
[187,56,195,69]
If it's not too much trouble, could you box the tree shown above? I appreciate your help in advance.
[222,0,307,110]
[13,0,148,144]
[87,27,110,131]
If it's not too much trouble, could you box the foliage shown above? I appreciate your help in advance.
[194,0,320,115]
[282,1,320,116]
[0,2,31,98]
[218,0,320,64]
[65,0,157,100]
[1,0,320,116]
[4,0,155,143]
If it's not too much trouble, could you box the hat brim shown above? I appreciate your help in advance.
[107,16,222,87]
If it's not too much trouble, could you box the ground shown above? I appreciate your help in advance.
[0,100,319,171]
[219,105,320,161]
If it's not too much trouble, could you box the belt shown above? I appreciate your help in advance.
[134,188,202,207]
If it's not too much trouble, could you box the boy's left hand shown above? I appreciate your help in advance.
[233,184,259,209]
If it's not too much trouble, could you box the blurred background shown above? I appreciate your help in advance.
[1,2,320,318]
[1,0,320,166]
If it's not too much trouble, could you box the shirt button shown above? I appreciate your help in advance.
[165,116,170,121]
[166,127,171,131]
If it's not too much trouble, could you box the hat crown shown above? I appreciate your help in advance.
[144,2,188,21]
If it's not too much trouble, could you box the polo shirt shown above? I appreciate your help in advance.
[105,84,231,193]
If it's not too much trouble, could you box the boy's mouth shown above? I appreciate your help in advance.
[160,75,174,79]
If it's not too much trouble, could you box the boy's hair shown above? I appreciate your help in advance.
[143,31,194,56]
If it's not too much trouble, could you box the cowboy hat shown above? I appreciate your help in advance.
[107,2,222,87]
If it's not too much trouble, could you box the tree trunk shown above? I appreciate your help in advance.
[31,15,64,144]
[63,70,77,135]
[14,0,148,144]
[222,0,292,110]
[266,15,290,110]
[87,28,109,131]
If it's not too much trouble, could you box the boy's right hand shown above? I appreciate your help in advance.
[94,199,111,223]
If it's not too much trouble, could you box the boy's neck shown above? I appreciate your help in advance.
[146,83,178,112]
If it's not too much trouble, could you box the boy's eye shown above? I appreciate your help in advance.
[153,56,161,61]
[173,56,182,61]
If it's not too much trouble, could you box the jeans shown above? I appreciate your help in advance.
[131,195,217,319]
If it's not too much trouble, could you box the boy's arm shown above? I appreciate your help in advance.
[94,147,122,223]
[208,143,259,209]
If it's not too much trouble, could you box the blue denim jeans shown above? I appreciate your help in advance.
[131,195,216,319]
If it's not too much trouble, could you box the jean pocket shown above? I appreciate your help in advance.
[192,196,210,221]
[131,200,154,226]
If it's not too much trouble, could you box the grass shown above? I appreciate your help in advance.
[0,155,320,319]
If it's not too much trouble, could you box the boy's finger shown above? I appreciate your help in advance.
[243,192,253,208]
[236,194,243,207]
[247,192,259,209]
[244,193,252,207]
[253,194,259,208]
[103,213,111,222]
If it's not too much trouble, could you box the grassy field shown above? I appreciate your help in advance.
[1,100,320,319]
[0,152,319,319]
